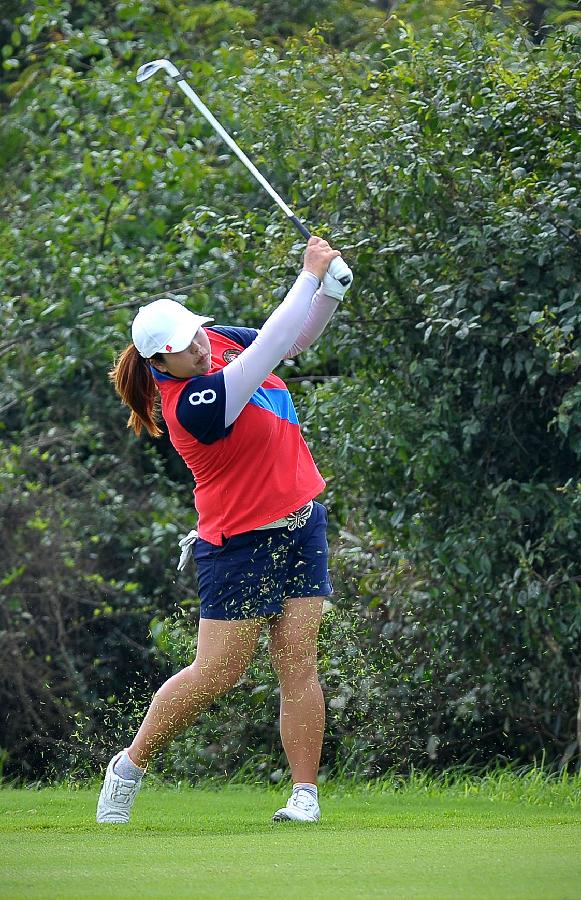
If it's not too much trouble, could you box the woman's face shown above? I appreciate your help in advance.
[153,327,212,379]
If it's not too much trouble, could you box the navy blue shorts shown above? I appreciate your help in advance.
[193,501,333,620]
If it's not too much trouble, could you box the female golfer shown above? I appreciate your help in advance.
[97,236,353,824]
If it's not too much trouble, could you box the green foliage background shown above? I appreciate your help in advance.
[0,1,580,781]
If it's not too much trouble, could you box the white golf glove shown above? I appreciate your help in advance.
[177,528,198,571]
[322,256,353,300]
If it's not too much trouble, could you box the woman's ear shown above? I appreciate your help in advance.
[150,356,168,373]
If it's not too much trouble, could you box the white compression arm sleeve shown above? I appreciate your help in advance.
[284,288,339,357]
[224,270,319,427]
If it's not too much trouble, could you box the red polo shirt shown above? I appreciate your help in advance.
[152,326,325,544]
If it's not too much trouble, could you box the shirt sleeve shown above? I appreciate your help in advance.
[175,370,230,445]
[223,270,320,427]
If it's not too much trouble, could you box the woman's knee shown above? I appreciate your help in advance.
[270,649,318,687]
[187,657,247,694]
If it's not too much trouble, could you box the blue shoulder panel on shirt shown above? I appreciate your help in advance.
[208,325,259,349]
[249,387,299,425]
[176,370,231,445]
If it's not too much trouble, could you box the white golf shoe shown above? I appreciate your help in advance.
[96,751,142,824]
[272,788,321,823]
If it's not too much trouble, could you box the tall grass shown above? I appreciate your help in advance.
[323,763,581,807]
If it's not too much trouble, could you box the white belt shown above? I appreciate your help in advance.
[255,501,314,531]
[176,501,314,572]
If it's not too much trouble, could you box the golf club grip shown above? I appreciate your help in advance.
[289,216,312,241]
[292,218,352,285]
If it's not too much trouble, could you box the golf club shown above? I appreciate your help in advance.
[136,58,352,286]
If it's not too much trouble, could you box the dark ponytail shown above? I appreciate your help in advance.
[109,344,163,438]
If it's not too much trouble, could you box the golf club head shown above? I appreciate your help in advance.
[136,59,180,84]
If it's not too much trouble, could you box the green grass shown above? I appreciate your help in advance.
[1,777,580,899]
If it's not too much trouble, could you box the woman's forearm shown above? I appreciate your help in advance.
[284,289,339,357]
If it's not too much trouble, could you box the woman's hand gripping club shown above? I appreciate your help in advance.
[303,237,354,300]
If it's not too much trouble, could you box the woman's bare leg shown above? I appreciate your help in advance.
[268,598,325,784]
[128,618,263,768]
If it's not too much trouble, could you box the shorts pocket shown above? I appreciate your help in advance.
[193,538,220,562]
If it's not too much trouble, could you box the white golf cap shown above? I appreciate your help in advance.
[131,298,214,358]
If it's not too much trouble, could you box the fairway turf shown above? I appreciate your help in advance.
[1,785,579,899]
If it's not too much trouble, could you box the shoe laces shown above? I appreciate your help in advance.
[109,779,138,805]
[290,789,317,811]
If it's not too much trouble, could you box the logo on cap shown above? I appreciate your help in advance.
[166,344,172,352]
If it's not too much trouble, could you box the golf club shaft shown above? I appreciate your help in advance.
[137,61,352,285]
[173,76,311,240]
